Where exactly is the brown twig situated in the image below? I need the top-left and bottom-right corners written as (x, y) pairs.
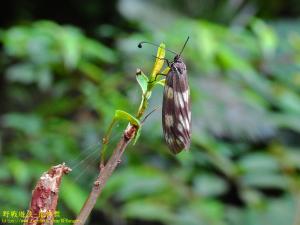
top-left (73, 124), bottom-right (137, 225)
top-left (24, 163), bottom-right (71, 225)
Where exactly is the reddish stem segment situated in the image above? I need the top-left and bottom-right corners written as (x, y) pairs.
top-left (24, 163), bottom-right (71, 225)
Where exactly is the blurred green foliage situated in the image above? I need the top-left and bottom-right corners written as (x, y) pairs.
top-left (1, 1), bottom-right (300, 225)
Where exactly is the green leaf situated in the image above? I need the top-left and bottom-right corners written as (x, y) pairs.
top-left (136, 69), bottom-right (148, 94)
top-left (270, 113), bottom-right (300, 132)
top-left (0, 161), bottom-right (10, 180)
top-left (83, 39), bottom-right (117, 64)
top-left (241, 172), bottom-right (288, 189)
top-left (251, 19), bottom-right (277, 57)
top-left (1, 113), bottom-right (43, 135)
top-left (0, 185), bottom-right (29, 208)
top-left (227, 197), bottom-right (295, 225)
top-left (60, 27), bottom-right (81, 69)
top-left (122, 199), bottom-right (174, 223)
top-left (175, 199), bottom-right (224, 225)
top-left (238, 153), bottom-right (279, 172)
top-left (103, 166), bottom-right (171, 201)
top-left (7, 158), bottom-right (31, 186)
top-left (193, 174), bottom-right (228, 197)
top-left (60, 177), bottom-right (88, 214)
top-left (5, 63), bottom-right (36, 84)
top-left (2, 26), bottom-right (29, 57)
top-left (78, 61), bottom-right (104, 82)
top-left (196, 24), bottom-right (217, 60)
top-left (285, 149), bottom-right (300, 169)
top-left (274, 88), bottom-right (300, 113)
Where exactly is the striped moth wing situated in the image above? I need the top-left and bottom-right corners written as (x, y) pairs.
top-left (162, 55), bottom-right (191, 154)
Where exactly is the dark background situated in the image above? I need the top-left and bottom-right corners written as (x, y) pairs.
top-left (1, 0), bottom-right (300, 225)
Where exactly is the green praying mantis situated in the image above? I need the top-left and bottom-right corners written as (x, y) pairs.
top-left (100, 43), bottom-right (170, 166)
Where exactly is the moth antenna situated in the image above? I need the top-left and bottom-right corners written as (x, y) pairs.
top-left (141, 106), bottom-right (160, 124)
top-left (138, 41), bottom-right (178, 55)
top-left (178, 36), bottom-right (190, 57)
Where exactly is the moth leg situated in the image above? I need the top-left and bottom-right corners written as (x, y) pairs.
top-left (153, 55), bottom-right (170, 67)
top-left (148, 73), bottom-right (167, 84)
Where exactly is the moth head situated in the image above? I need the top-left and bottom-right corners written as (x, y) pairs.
top-left (174, 55), bottom-right (183, 63)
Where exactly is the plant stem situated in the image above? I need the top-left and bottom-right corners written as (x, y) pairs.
top-left (73, 124), bottom-right (137, 225)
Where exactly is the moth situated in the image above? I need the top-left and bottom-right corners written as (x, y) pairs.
top-left (138, 37), bottom-right (191, 154)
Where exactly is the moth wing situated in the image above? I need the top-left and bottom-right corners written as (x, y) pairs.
top-left (172, 67), bottom-right (191, 148)
top-left (162, 66), bottom-right (191, 154)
